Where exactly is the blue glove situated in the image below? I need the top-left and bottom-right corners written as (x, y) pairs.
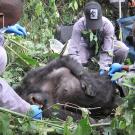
top-left (5, 24), bottom-right (27, 36)
top-left (99, 69), bottom-right (105, 76)
top-left (30, 105), bottom-right (43, 120)
top-left (108, 63), bottom-right (122, 77)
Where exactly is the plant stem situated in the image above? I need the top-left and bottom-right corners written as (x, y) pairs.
top-left (91, 122), bottom-right (111, 127)
top-left (6, 45), bottom-right (31, 67)
top-left (4, 35), bottom-right (29, 51)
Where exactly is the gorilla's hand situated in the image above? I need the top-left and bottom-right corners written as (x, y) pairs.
top-left (80, 74), bottom-right (96, 97)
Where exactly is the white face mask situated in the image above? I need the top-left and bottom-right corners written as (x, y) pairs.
top-left (0, 46), bottom-right (7, 75)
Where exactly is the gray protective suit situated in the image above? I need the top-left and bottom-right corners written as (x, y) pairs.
top-left (68, 16), bottom-right (129, 70)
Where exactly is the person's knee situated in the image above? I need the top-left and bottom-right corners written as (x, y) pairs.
top-left (114, 43), bottom-right (129, 63)
top-left (120, 46), bottom-right (129, 58)
top-left (116, 41), bottom-right (129, 56)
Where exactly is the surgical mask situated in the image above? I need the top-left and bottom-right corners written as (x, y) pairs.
top-left (0, 46), bottom-right (7, 75)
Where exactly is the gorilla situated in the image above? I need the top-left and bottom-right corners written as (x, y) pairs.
top-left (15, 56), bottom-right (120, 119)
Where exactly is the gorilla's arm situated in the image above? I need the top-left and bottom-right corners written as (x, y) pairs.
top-left (27, 55), bottom-right (85, 79)
top-left (60, 56), bottom-right (86, 77)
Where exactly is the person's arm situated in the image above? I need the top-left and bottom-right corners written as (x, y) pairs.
top-left (0, 79), bottom-right (42, 119)
top-left (108, 63), bottom-right (130, 77)
top-left (68, 18), bottom-right (89, 64)
top-left (113, 63), bottom-right (135, 72)
top-left (0, 79), bottom-right (31, 114)
top-left (99, 18), bottom-right (114, 71)
top-left (68, 22), bottom-right (82, 63)
top-left (108, 62), bottom-right (135, 77)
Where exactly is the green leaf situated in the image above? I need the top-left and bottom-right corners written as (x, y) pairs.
top-left (52, 104), bottom-right (61, 110)
top-left (111, 72), bottom-right (127, 81)
top-left (95, 42), bottom-right (99, 55)
top-left (64, 116), bottom-right (74, 135)
top-left (73, 118), bottom-right (92, 135)
top-left (35, 2), bottom-right (44, 16)
top-left (123, 111), bottom-right (133, 126)
top-left (119, 120), bottom-right (126, 129)
top-left (89, 31), bottom-right (94, 41)
top-left (20, 53), bottom-right (39, 66)
top-left (80, 108), bottom-right (89, 119)
top-left (0, 113), bottom-right (13, 135)
top-left (108, 51), bottom-right (113, 57)
top-left (74, 1), bottom-right (78, 10)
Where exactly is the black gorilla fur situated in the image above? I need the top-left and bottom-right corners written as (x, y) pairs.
top-left (16, 56), bottom-right (119, 119)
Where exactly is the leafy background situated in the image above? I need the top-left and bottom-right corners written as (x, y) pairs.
top-left (0, 0), bottom-right (135, 134)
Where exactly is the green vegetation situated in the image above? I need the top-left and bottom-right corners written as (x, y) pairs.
top-left (0, 0), bottom-right (135, 134)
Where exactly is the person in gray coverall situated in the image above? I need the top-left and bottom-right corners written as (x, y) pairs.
top-left (0, 0), bottom-right (42, 119)
top-left (68, 1), bottom-right (129, 75)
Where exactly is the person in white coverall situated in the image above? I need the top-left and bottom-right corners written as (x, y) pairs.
top-left (68, 1), bottom-right (129, 76)
top-left (0, 0), bottom-right (42, 119)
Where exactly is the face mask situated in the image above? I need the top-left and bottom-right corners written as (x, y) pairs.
top-left (0, 46), bottom-right (7, 75)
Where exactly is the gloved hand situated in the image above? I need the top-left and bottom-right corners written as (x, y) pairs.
top-left (108, 63), bottom-right (123, 77)
top-left (5, 24), bottom-right (27, 36)
top-left (30, 105), bottom-right (43, 120)
top-left (99, 69), bottom-right (105, 76)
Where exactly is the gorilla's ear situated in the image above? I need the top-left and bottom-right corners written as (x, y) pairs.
top-left (0, 0), bottom-right (24, 27)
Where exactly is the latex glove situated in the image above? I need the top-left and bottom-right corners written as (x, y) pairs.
top-left (99, 69), bottom-right (105, 76)
top-left (108, 63), bottom-right (122, 77)
top-left (30, 105), bottom-right (43, 120)
top-left (5, 24), bottom-right (27, 36)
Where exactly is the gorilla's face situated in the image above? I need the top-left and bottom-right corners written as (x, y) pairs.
top-left (27, 92), bottom-right (48, 109)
